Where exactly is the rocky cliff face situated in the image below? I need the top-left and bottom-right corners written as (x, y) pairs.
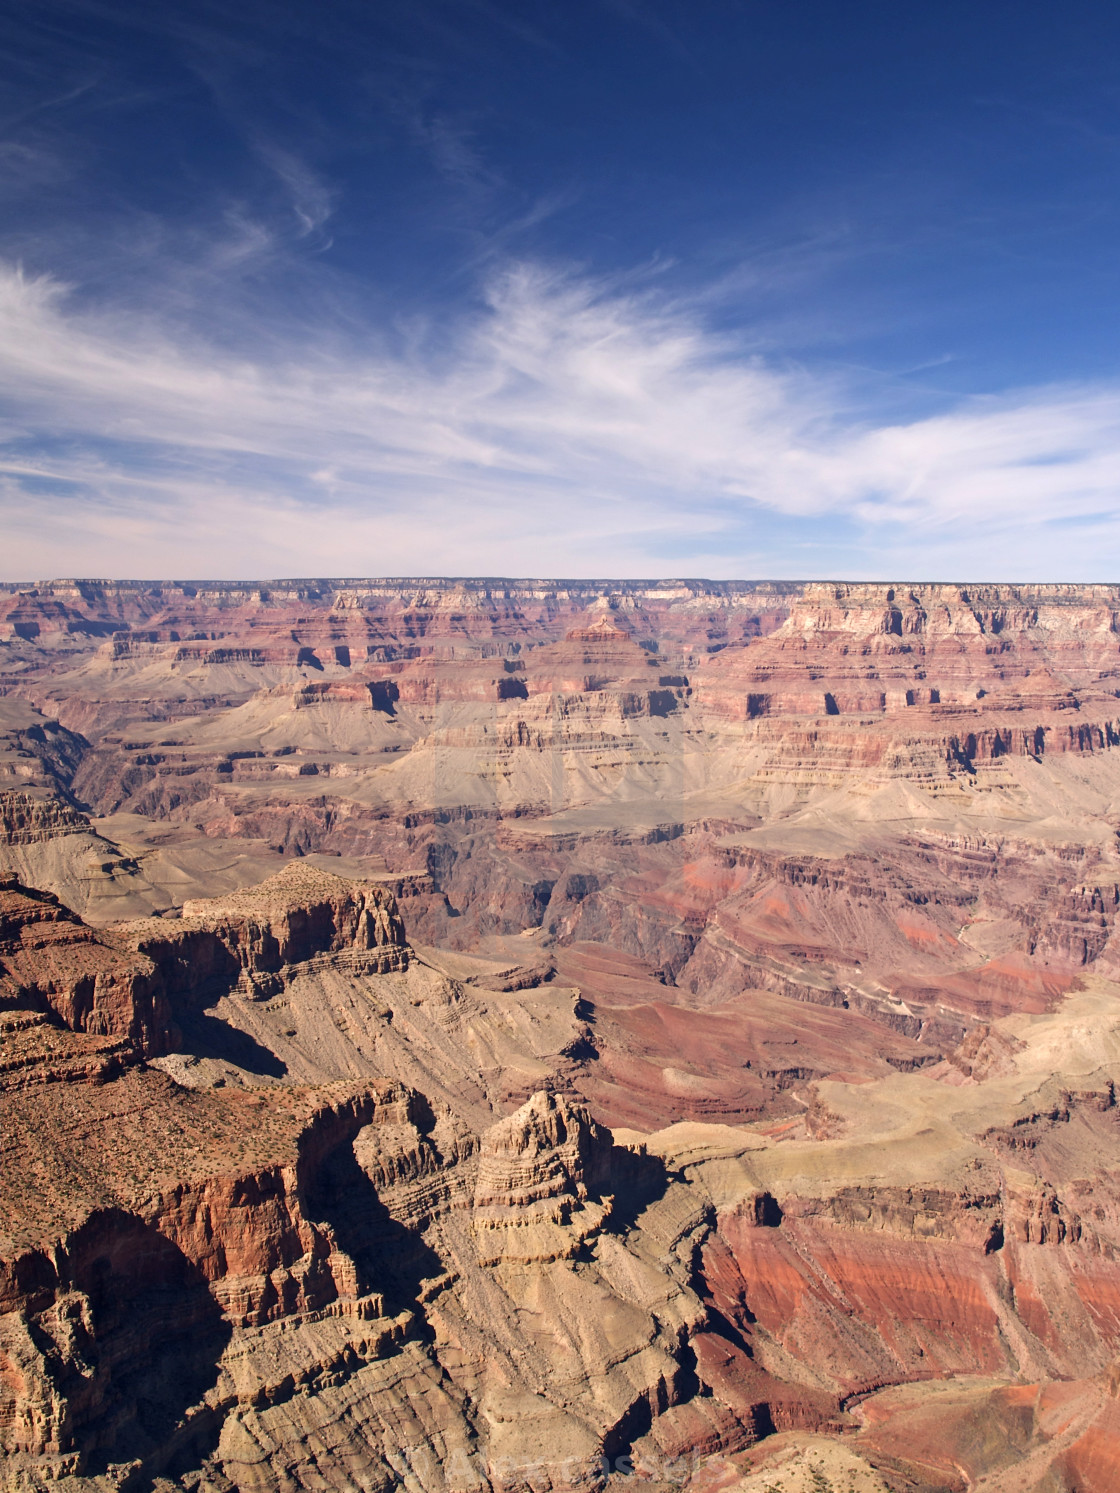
top-left (0, 874), bottom-right (170, 1056)
top-left (4, 580), bottom-right (1120, 1490)
top-left (0, 863), bottom-right (410, 1062)
top-left (124, 861), bottom-right (410, 1002)
top-left (3, 866), bottom-right (1119, 1490)
top-left (0, 1075), bottom-right (421, 1487)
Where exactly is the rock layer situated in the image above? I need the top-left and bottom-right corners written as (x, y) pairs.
top-left (4, 580), bottom-right (1120, 1489)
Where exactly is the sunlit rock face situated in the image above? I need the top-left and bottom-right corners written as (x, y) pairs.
top-left (5, 577), bottom-right (1120, 1490)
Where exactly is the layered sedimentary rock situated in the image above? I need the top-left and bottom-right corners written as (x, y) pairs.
top-left (4, 579), bottom-right (1120, 1489)
top-left (0, 1073), bottom-right (426, 1487)
top-left (0, 863), bottom-right (410, 1063)
top-left (0, 873), bottom-right (170, 1056)
top-left (125, 861), bottom-right (410, 1002)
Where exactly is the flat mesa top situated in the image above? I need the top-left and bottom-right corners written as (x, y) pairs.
top-left (178, 860), bottom-right (382, 919)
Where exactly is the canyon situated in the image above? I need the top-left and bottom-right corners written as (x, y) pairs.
top-left (3, 578), bottom-right (1120, 1491)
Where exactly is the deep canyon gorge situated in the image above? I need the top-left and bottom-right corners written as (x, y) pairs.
top-left (2, 578), bottom-right (1120, 1492)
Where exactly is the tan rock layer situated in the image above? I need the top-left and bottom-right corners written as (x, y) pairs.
top-left (0, 865), bottom-right (409, 1059)
top-left (124, 862), bottom-right (410, 1001)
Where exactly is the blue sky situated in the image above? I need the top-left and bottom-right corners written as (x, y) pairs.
top-left (2, 0), bottom-right (1120, 579)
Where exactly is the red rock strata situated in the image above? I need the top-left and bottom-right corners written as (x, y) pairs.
top-left (124, 861), bottom-right (409, 1001)
top-left (0, 863), bottom-right (409, 1061)
top-left (3, 579), bottom-right (1120, 1490)
top-left (0, 874), bottom-right (169, 1056)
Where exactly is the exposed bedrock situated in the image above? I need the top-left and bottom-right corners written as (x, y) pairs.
top-left (354, 1090), bottom-right (735, 1488)
top-left (0, 701), bottom-right (89, 801)
top-left (0, 1207), bottom-right (232, 1484)
top-left (702, 1171), bottom-right (1120, 1405)
top-left (0, 866), bottom-right (409, 1065)
top-left (0, 1080), bottom-right (736, 1492)
top-left (0, 874), bottom-right (170, 1057)
top-left (8, 581), bottom-right (1120, 1487)
top-left (0, 791), bottom-right (91, 846)
top-left (0, 1082), bottom-right (427, 1487)
top-left (3, 931), bottom-right (1120, 1489)
top-left (471, 1089), bottom-right (617, 1264)
top-left (123, 861), bottom-right (410, 1000)
top-left (406, 823), bottom-right (1097, 1053)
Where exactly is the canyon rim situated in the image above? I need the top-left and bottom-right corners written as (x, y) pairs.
top-left (1, 577), bottom-right (1120, 1491)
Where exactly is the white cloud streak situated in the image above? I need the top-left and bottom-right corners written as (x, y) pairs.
top-left (0, 258), bottom-right (1118, 578)
top-left (252, 142), bottom-right (336, 238)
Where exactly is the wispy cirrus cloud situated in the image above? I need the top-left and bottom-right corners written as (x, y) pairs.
top-left (251, 142), bottom-right (336, 240)
top-left (1, 256), bottom-right (1119, 579)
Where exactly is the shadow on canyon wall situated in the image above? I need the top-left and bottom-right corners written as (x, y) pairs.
top-left (175, 1008), bottom-right (289, 1079)
top-left (303, 1137), bottom-right (444, 1320)
top-left (60, 1210), bottom-right (232, 1490)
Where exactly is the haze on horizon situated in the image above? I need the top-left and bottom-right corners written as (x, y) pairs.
top-left (2, 0), bottom-right (1119, 582)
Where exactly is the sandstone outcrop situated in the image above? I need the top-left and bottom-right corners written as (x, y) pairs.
top-left (0, 865), bottom-right (410, 1063)
top-left (6, 579), bottom-right (1120, 1489)
top-left (0, 873), bottom-right (169, 1057)
top-left (0, 790), bottom-right (89, 845)
top-left (123, 861), bottom-right (410, 1002)
top-left (472, 1091), bottom-right (615, 1264)
top-left (0, 1071), bottom-right (426, 1488)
